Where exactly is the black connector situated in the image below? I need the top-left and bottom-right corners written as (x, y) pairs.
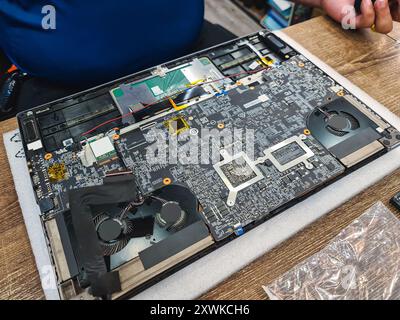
top-left (258, 32), bottom-right (294, 59)
top-left (390, 191), bottom-right (400, 211)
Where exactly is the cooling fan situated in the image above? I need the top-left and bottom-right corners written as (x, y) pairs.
top-left (90, 184), bottom-right (197, 259)
top-left (94, 212), bottom-right (137, 256)
top-left (307, 97), bottom-right (380, 151)
top-left (154, 199), bottom-right (187, 232)
top-left (65, 175), bottom-right (206, 297)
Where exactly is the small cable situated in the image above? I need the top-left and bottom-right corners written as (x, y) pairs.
top-left (316, 107), bottom-right (332, 119)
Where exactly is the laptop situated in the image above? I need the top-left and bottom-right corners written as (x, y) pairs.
top-left (17, 30), bottom-right (400, 299)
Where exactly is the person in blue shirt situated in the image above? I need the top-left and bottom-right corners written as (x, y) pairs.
top-left (0, 0), bottom-right (205, 86)
top-left (0, 0), bottom-right (398, 118)
top-left (1, 0), bottom-right (397, 87)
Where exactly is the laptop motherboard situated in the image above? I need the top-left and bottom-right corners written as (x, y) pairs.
top-left (17, 31), bottom-right (400, 299)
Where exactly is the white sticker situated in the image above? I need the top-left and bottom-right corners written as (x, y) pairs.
top-left (243, 94), bottom-right (270, 109)
top-left (27, 140), bottom-right (43, 151)
top-left (151, 86), bottom-right (164, 96)
top-left (249, 61), bottom-right (260, 70)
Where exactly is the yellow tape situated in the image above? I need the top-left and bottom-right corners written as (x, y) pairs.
top-left (187, 79), bottom-right (204, 87)
top-left (261, 57), bottom-right (274, 66)
top-left (169, 98), bottom-right (189, 111)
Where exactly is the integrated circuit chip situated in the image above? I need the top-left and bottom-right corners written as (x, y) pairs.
top-left (214, 152), bottom-right (264, 207)
top-left (272, 142), bottom-right (307, 166)
top-left (263, 136), bottom-right (315, 172)
top-left (220, 157), bottom-right (258, 188)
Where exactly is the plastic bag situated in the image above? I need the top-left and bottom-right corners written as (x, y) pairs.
top-left (264, 202), bottom-right (400, 300)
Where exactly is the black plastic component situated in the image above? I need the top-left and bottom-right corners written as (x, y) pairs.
top-left (55, 213), bottom-right (80, 279)
top-left (329, 127), bottom-right (381, 159)
top-left (259, 33), bottom-right (294, 58)
top-left (130, 216), bottom-right (155, 238)
top-left (36, 93), bottom-right (120, 151)
top-left (355, 0), bottom-right (362, 12)
top-left (133, 99), bottom-right (172, 122)
top-left (355, 0), bottom-right (376, 13)
top-left (97, 219), bottom-right (123, 242)
top-left (139, 221), bottom-right (209, 270)
top-left (20, 117), bottom-right (41, 144)
top-left (160, 202), bottom-right (182, 224)
top-left (390, 192), bottom-right (400, 211)
top-left (90, 272), bottom-right (121, 298)
top-left (173, 86), bottom-right (206, 105)
top-left (38, 197), bottom-right (55, 213)
top-left (68, 174), bottom-right (138, 297)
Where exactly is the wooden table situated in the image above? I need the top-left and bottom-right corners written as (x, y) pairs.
top-left (1, 16), bottom-right (400, 300)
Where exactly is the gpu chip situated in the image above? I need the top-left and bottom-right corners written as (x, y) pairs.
top-left (219, 156), bottom-right (258, 188)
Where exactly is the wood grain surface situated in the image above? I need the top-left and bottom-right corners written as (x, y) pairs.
top-left (1, 16), bottom-right (400, 300)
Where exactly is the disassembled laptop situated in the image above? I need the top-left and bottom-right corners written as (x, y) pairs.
top-left (17, 31), bottom-right (400, 299)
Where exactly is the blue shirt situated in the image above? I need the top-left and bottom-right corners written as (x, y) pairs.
top-left (0, 1), bottom-right (204, 86)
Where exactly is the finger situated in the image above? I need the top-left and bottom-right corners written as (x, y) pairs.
top-left (374, 0), bottom-right (393, 33)
top-left (356, 0), bottom-right (376, 28)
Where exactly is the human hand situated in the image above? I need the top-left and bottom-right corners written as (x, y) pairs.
top-left (320, 0), bottom-right (398, 34)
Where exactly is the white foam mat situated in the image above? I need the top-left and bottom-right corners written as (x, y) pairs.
top-left (3, 32), bottom-right (400, 300)
top-left (3, 131), bottom-right (60, 300)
